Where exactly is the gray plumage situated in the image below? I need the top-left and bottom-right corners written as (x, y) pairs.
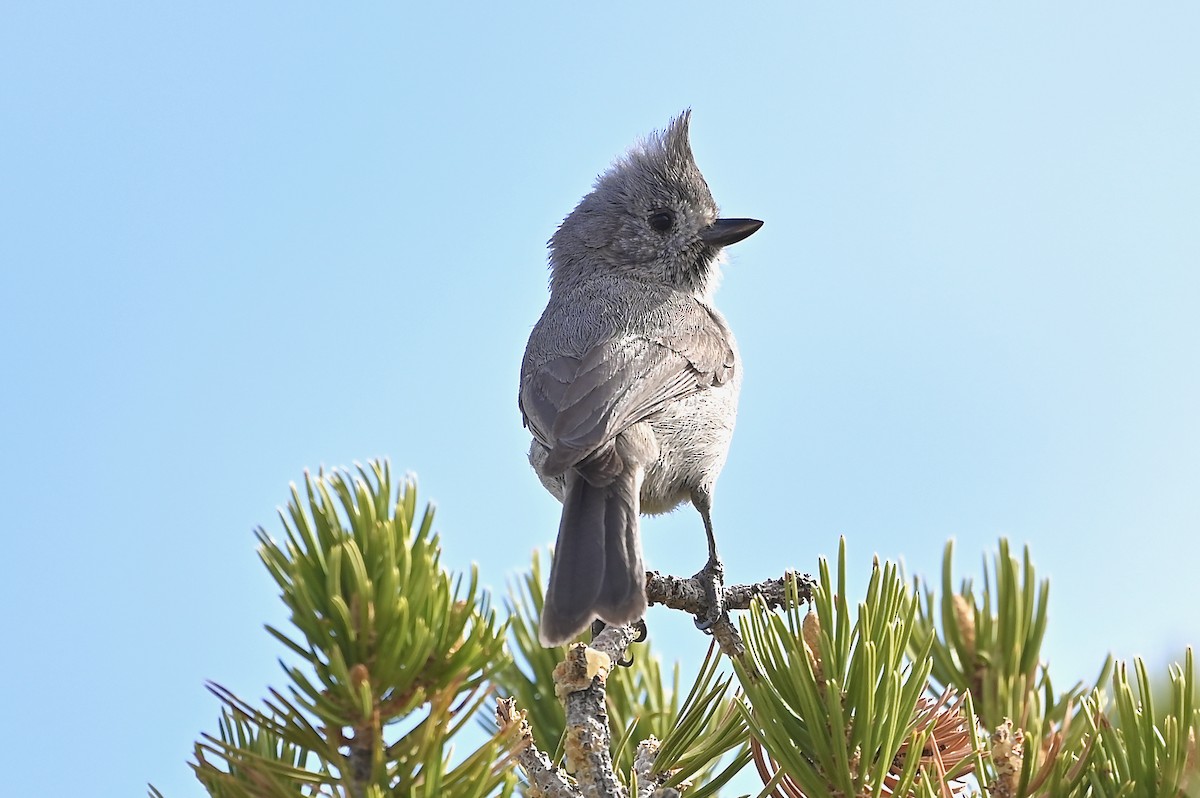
top-left (519, 112), bottom-right (762, 646)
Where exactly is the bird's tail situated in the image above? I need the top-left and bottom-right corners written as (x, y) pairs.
top-left (539, 467), bottom-right (646, 646)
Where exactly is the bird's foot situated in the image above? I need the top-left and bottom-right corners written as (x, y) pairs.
top-left (591, 618), bottom-right (648, 667)
top-left (692, 558), bottom-right (727, 632)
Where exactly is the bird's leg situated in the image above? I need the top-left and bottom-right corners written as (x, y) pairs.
top-left (691, 493), bottom-right (727, 631)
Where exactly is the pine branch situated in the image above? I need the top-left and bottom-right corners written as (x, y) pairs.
top-left (163, 460), bottom-right (1200, 798)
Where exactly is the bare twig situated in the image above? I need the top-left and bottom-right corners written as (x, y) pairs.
top-left (497, 627), bottom-right (641, 798)
top-left (496, 697), bottom-right (577, 798)
top-left (633, 737), bottom-right (681, 798)
top-left (645, 569), bottom-right (811, 615)
top-left (645, 570), bottom-right (814, 657)
top-left (557, 632), bottom-right (629, 798)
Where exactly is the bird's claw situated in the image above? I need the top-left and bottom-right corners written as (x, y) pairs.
top-left (631, 619), bottom-right (648, 643)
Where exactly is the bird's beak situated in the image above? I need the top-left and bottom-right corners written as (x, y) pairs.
top-left (700, 218), bottom-right (763, 247)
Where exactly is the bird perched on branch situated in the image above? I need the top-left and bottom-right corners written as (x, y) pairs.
top-left (520, 111), bottom-right (762, 646)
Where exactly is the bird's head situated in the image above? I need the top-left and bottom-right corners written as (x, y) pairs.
top-left (549, 111), bottom-right (761, 298)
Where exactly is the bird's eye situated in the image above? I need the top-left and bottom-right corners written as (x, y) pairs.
top-left (648, 210), bottom-right (675, 233)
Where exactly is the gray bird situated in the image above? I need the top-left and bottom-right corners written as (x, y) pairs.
top-left (519, 111), bottom-right (761, 646)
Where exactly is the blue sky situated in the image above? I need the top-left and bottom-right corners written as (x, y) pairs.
top-left (2, 3), bottom-right (1197, 795)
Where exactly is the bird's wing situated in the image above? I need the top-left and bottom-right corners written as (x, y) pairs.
top-left (520, 302), bottom-right (734, 475)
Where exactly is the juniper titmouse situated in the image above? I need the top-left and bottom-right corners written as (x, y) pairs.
top-left (519, 112), bottom-right (761, 646)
